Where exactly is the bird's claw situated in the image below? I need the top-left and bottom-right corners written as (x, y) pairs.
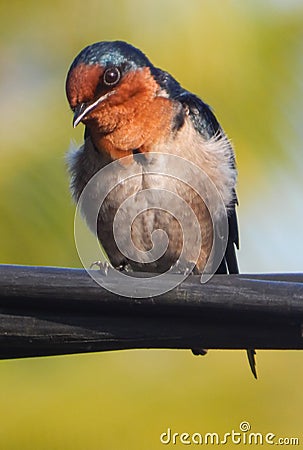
top-left (170, 259), bottom-right (195, 275)
top-left (116, 263), bottom-right (133, 273)
top-left (89, 260), bottom-right (113, 276)
top-left (89, 261), bottom-right (134, 276)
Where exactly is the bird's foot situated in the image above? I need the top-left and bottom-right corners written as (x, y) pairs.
top-left (90, 261), bottom-right (134, 276)
top-left (170, 259), bottom-right (195, 276)
top-left (89, 260), bottom-right (113, 276)
top-left (116, 263), bottom-right (133, 273)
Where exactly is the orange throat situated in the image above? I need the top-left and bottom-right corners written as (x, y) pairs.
top-left (85, 68), bottom-right (178, 161)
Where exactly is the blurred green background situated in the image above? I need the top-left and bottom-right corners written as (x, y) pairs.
top-left (1, 0), bottom-right (303, 448)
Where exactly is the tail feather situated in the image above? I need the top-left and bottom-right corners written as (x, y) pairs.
top-left (247, 349), bottom-right (257, 379)
top-left (225, 210), bottom-right (257, 379)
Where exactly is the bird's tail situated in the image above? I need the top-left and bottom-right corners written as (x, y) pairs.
top-left (246, 349), bottom-right (257, 379)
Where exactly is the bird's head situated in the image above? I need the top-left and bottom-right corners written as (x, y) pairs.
top-left (66, 41), bottom-right (184, 159)
top-left (66, 41), bottom-right (162, 127)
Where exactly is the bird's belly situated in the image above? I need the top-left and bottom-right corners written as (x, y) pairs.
top-left (95, 171), bottom-right (213, 273)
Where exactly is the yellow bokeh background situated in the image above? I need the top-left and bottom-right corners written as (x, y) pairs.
top-left (1, 1), bottom-right (303, 448)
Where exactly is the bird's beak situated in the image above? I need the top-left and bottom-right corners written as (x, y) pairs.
top-left (72, 90), bottom-right (116, 128)
top-left (73, 103), bottom-right (88, 128)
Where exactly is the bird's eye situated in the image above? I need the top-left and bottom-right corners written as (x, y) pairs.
top-left (103, 67), bottom-right (121, 86)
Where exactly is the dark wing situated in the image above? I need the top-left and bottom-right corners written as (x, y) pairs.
top-left (174, 91), bottom-right (239, 275)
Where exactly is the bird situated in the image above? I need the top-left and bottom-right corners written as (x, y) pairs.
top-left (65, 40), bottom-right (257, 379)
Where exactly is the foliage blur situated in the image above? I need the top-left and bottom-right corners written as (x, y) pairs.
top-left (0, 1), bottom-right (303, 448)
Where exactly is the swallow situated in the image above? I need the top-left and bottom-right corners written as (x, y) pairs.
top-left (65, 40), bottom-right (257, 379)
